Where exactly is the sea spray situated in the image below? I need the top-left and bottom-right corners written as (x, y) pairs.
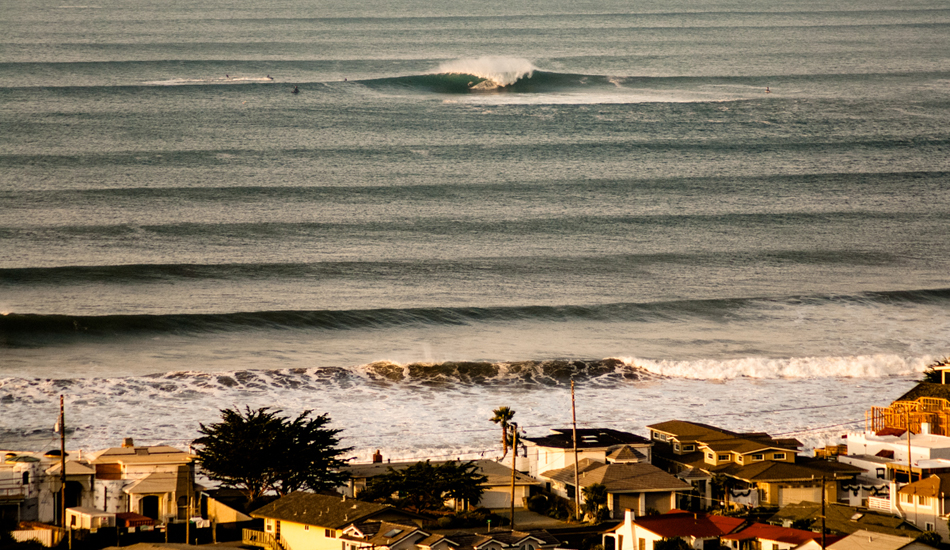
top-left (437, 57), bottom-right (537, 87)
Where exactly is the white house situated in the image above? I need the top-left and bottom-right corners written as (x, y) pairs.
top-left (522, 429), bottom-right (652, 479)
top-left (87, 438), bottom-right (197, 524)
top-left (603, 510), bottom-right (745, 550)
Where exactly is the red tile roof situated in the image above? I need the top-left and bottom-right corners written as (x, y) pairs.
top-left (634, 512), bottom-right (745, 539)
top-left (722, 523), bottom-right (842, 546)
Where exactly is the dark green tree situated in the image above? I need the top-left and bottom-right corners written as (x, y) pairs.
top-left (359, 460), bottom-right (487, 512)
top-left (916, 531), bottom-right (941, 547)
top-left (193, 407), bottom-right (352, 504)
top-left (581, 483), bottom-right (609, 522)
top-left (922, 357), bottom-right (950, 383)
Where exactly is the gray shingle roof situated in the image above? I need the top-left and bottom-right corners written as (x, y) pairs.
top-left (251, 492), bottom-right (409, 528)
top-left (542, 460), bottom-right (690, 493)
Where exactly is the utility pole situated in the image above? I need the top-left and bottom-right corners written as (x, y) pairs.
top-left (60, 395), bottom-right (66, 529)
top-left (820, 475), bottom-right (826, 550)
top-left (571, 379), bottom-right (580, 521)
top-left (509, 422), bottom-right (518, 532)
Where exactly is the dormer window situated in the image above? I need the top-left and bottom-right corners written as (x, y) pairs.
top-left (718, 454), bottom-right (729, 461)
top-left (683, 445), bottom-right (694, 452)
top-left (772, 453), bottom-right (786, 460)
top-left (752, 454), bottom-right (764, 460)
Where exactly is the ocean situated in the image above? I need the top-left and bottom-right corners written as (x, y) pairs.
top-left (1, 0), bottom-right (949, 461)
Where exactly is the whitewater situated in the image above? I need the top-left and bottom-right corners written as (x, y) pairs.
top-left (2, 0), bottom-right (950, 461)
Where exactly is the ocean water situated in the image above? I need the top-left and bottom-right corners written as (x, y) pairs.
top-left (2, 0), bottom-right (950, 461)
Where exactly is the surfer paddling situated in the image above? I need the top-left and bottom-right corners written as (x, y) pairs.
top-left (291, 85), bottom-right (299, 94)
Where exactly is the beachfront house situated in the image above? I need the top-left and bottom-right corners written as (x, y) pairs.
top-left (648, 420), bottom-right (863, 509)
top-left (87, 438), bottom-right (197, 524)
top-left (867, 364), bottom-right (950, 438)
top-left (522, 428), bottom-right (653, 480)
top-left (343, 458), bottom-right (540, 509)
top-left (0, 449), bottom-right (96, 525)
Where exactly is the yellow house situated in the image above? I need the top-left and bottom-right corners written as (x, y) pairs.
top-left (249, 492), bottom-right (425, 550)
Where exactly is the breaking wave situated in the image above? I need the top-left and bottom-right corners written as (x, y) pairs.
top-left (358, 56), bottom-right (624, 94)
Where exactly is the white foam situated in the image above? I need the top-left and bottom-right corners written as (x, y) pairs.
top-left (0, 357), bottom-right (929, 462)
top-left (437, 57), bottom-right (537, 87)
top-left (629, 354), bottom-right (927, 380)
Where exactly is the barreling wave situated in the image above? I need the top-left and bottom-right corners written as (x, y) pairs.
top-left (3, 287), bottom-right (950, 345)
top-left (359, 56), bottom-right (621, 94)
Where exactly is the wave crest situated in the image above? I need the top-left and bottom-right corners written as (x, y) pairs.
top-left (436, 57), bottom-right (537, 88)
top-left (631, 354), bottom-right (927, 380)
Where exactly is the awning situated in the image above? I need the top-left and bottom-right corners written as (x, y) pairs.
top-left (124, 472), bottom-right (178, 495)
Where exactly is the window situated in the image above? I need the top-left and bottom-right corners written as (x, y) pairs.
top-left (772, 453), bottom-right (786, 460)
top-left (718, 454), bottom-right (729, 461)
top-left (772, 544), bottom-right (779, 550)
top-left (752, 454), bottom-right (764, 461)
top-left (674, 444), bottom-right (681, 451)
top-left (639, 538), bottom-right (646, 550)
top-left (918, 495), bottom-right (928, 506)
top-left (876, 468), bottom-right (885, 479)
top-left (926, 523), bottom-right (935, 531)
top-left (901, 493), bottom-right (913, 504)
top-left (326, 529), bottom-right (336, 538)
top-left (22, 472), bottom-right (29, 485)
top-left (707, 453), bottom-right (714, 460)
top-left (683, 445), bottom-right (695, 452)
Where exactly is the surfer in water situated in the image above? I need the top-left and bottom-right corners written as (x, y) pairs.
top-left (765, 86), bottom-right (771, 93)
top-left (291, 85), bottom-right (299, 94)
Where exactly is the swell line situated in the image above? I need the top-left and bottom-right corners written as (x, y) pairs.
top-left (3, 288), bottom-right (949, 339)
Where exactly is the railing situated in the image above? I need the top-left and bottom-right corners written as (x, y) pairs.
top-left (244, 529), bottom-right (294, 550)
top-left (868, 496), bottom-right (892, 513)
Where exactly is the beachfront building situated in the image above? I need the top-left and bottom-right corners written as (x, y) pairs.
top-left (86, 438), bottom-right (197, 523)
top-left (603, 509), bottom-right (745, 550)
top-left (866, 364), bottom-right (950, 437)
top-left (648, 420), bottom-right (863, 509)
top-left (343, 458), bottom-right (540, 509)
top-left (539, 459), bottom-right (690, 518)
top-left (248, 492), bottom-right (426, 550)
top-left (521, 428), bottom-right (653, 479)
top-left (0, 449), bottom-right (96, 525)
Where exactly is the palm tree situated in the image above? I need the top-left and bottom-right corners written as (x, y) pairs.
top-left (490, 406), bottom-right (516, 459)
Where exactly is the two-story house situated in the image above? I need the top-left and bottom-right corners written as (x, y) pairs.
top-left (522, 429), bottom-right (653, 480)
top-left (648, 420), bottom-right (863, 509)
top-left (86, 438), bottom-right (197, 524)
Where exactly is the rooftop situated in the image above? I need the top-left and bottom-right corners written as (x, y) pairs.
top-left (523, 429), bottom-right (650, 449)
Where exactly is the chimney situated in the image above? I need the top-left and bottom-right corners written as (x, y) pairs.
top-left (373, 450), bottom-right (383, 463)
top-left (122, 438), bottom-right (134, 448)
